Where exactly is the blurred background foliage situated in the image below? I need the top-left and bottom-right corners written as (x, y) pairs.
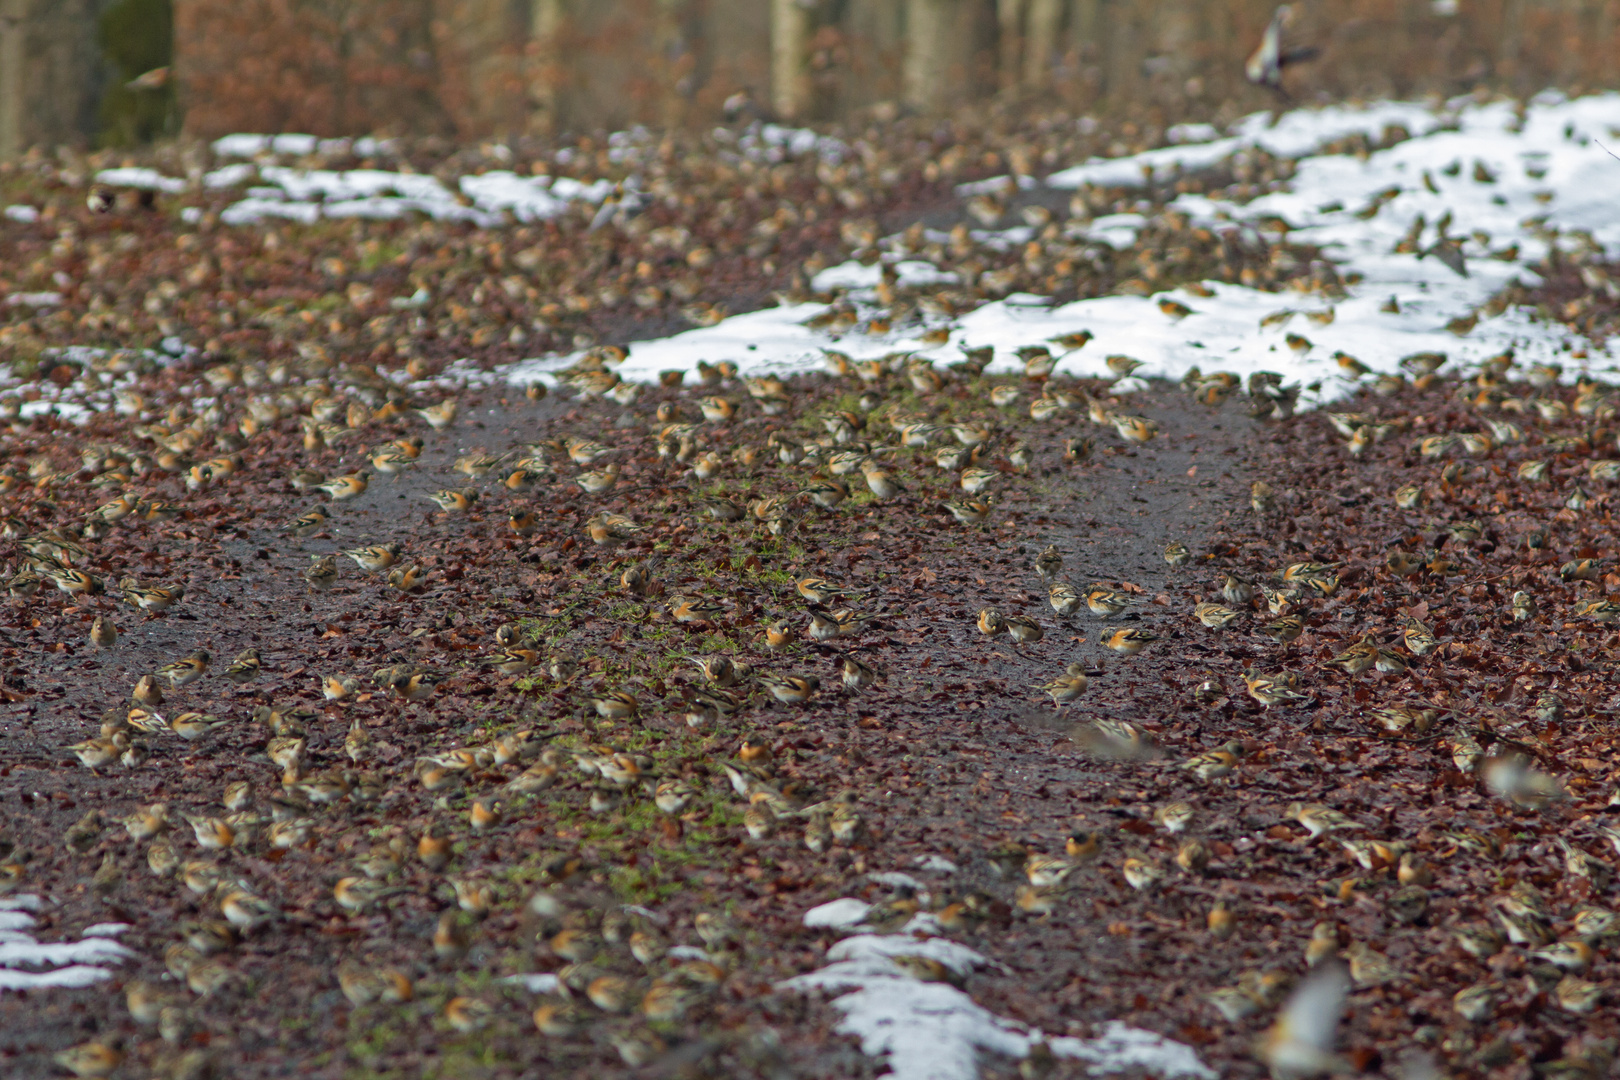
top-left (97, 0), bottom-right (177, 146)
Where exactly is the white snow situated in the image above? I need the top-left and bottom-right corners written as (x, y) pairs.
top-left (782, 906), bottom-right (1214, 1080)
top-left (3, 205), bottom-right (39, 223)
top-left (203, 163), bottom-right (255, 189)
top-left (94, 167), bottom-right (187, 194)
top-left (501, 91), bottom-right (1620, 407)
top-left (0, 898), bottom-right (133, 994)
top-left (803, 898), bottom-right (873, 928)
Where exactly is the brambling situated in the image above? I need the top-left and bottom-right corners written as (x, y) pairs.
top-left (587, 511), bottom-right (644, 545)
top-left (1256, 961), bottom-right (1351, 1080)
top-left (1511, 590), bottom-right (1536, 621)
top-left (796, 576), bottom-right (865, 604)
top-left (317, 473), bottom-right (369, 501)
top-left (1005, 614), bottom-right (1043, 644)
top-left (137, 499), bottom-right (185, 523)
top-left (89, 616), bottom-right (117, 649)
top-left (121, 577), bottom-right (184, 614)
top-left (548, 653), bottom-right (578, 680)
top-left (509, 507), bottom-right (539, 536)
top-left (1113, 414), bottom-right (1159, 445)
top-left (333, 876), bottom-right (410, 914)
top-left (668, 595), bottom-right (724, 624)
top-left (1365, 705), bottom-right (1438, 736)
top-left (341, 542), bottom-right (401, 573)
top-left (423, 487), bottom-right (476, 513)
top-left (691, 654), bottom-right (740, 686)
top-left (323, 673), bottom-right (359, 700)
top-left (46, 565), bottom-right (104, 597)
top-left (977, 607), bottom-right (1006, 636)
top-left (283, 508), bottom-right (328, 540)
top-left (157, 649), bottom-right (210, 688)
top-left (1181, 741), bottom-right (1246, 781)
top-left (590, 689), bottom-right (639, 719)
top-left (1048, 583), bottom-right (1082, 616)
top-left (801, 476), bottom-right (850, 509)
top-left (303, 553), bottom-right (339, 592)
top-left (1034, 544), bottom-right (1064, 583)
top-left (1152, 801), bottom-right (1195, 833)
top-left (397, 670), bottom-right (446, 703)
top-left (764, 620), bottom-right (794, 651)
top-left (1328, 637), bottom-right (1376, 676)
top-left (52, 1041), bottom-right (124, 1079)
top-left (760, 672), bottom-right (818, 704)
top-left (862, 465), bottom-right (905, 500)
top-left (370, 447), bottom-right (417, 478)
top-left (386, 564), bottom-right (424, 592)
top-left (842, 655), bottom-right (881, 692)
top-left (224, 648), bottom-right (260, 684)
top-left (1287, 803), bottom-right (1356, 839)
top-left (480, 648), bottom-right (540, 676)
top-left (1176, 838), bottom-right (1212, 875)
top-left (1061, 436), bottom-right (1094, 464)
top-left (1242, 671), bottom-right (1310, 709)
top-left (1195, 601), bottom-right (1242, 629)
top-left (1104, 627), bottom-right (1156, 655)
top-left (1085, 585), bottom-right (1136, 617)
top-left (65, 733), bottom-right (127, 772)
top-left (942, 498), bottom-right (991, 525)
top-left (171, 713), bottom-right (229, 742)
top-left (1220, 573), bottom-right (1256, 606)
top-left (1122, 856), bottom-right (1165, 890)
top-left (1259, 615), bottom-right (1303, 645)
top-left (415, 400), bottom-right (458, 429)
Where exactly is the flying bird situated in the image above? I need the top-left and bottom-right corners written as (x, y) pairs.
top-left (1246, 6), bottom-right (1319, 92)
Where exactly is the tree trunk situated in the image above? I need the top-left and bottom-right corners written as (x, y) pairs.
top-left (997, 0), bottom-right (1025, 92)
top-left (1023, 0), bottom-right (1060, 89)
top-left (770, 0), bottom-right (810, 119)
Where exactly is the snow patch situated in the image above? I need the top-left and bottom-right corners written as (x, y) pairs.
top-left (94, 167), bottom-right (187, 194)
top-left (803, 898), bottom-right (873, 928)
top-left (3, 205), bottom-right (39, 223)
top-left (0, 897), bottom-right (133, 995)
top-left (782, 912), bottom-right (1213, 1080)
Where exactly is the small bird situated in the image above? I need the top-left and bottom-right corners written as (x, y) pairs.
top-left (52, 1041), bottom-right (124, 1078)
top-left (1004, 615), bottom-right (1043, 644)
top-left (416, 400), bottom-right (458, 430)
top-left (1104, 627), bottom-right (1157, 655)
top-left (316, 473), bottom-right (370, 501)
top-left (976, 607), bottom-right (1006, 637)
top-left (1034, 545), bottom-right (1064, 582)
top-left (1085, 585), bottom-right (1136, 618)
top-left (1036, 663), bottom-right (1089, 706)
top-left (1164, 542), bottom-right (1191, 567)
top-left (1288, 803), bottom-right (1356, 839)
top-left (89, 616), bottom-right (117, 649)
top-left (386, 564), bottom-right (425, 592)
top-left (341, 543), bottom-right (401, 573)
top-left (1255, 961), bottom-right (1350, 1080)
top-left (423, 488), bottom-right (476, 513)
top-left (157, 650), bottom-right (210, 688)
top-left (303, 554), bottom-right (339, 592)
top-left (224, 648), bottom-right (261, 684)
top-left (282, 508), bottom-right (328, 541)
top-left (759, 672), bottom-right (819, 704)
top-left (1048, 583), bottom-right (1082, 617)
top-left (1195, 601), bottom-right (1242, 629)
top-left (1243, 671), bottom-right (1309, 709)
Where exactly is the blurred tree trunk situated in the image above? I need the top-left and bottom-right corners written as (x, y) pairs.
top-left (529, 0), bottom-right (563, 133)
top-left (903, 0), bottom-right (954, 109)
top-left (1023, 0), bottom-right (1060, 89)
top-left (997, 0), bottom-right (1025, 91)
top-left (0, 0), bottom-right (24, 159)
top-left (771, 0), bottom-right (810, 119)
